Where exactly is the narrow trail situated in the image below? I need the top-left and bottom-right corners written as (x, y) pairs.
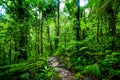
top-left (48, 56), bottom-right (76, 80)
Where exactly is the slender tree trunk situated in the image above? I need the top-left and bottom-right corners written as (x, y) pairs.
top-left (19, 26), bottom-right (27, 60)
top-left (14, 35), bottom-right (18, 51)
top-left (38, 24), bottom-right (40, 55)
top-left (9, 34), bottom-right (12, 64)
top-left (47, 26), bottom-right (52, 54)
top-left (74, 0), bottom-right (81, 54)
top-left (13, 26), bottom-right (19, 62)
top-left (41, 12), bottom-right (43, 54)
top-left (37, 10), bottom-right (40, 57)
top-left (54, 16), bottom-right (57, 50)
top-left (17, 0), bottom-right (27, 60)
top-left (35, 20), bottom-right (38, 57)
top-left (83, 0), bottom-right (86, 24)
top-left (64, 32), bottom-right (66, 49)
top-left (34, 18), bottom-right (38, 59)
top-left (107, 3), bottom-right (116, 50)
top-left (97, 16), bottom-right (100, 42)
top-left (14, 26), bottom-right (19, 52)
top-left (76, 0), bottom-right (80, 41)
top-left (88, 7), bottom-right (92, 20)
top-left (107, 4), bottom-right (116, 36)
top-left (64, 31), bottom-right (67, 53)
top-left (55, 0), bottom-right (60, 49)
top-left (100, 14), bottom-right (103, 41)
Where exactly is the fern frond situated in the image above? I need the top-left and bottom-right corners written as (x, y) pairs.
top-left (91, 63), bottom-right (101, 77)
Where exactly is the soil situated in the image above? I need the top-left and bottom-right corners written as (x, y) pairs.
top-left (48, 56), bottom-right (76, 80)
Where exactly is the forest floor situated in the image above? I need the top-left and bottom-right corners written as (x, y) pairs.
top-left (48, 56), bottom-right (76, 80)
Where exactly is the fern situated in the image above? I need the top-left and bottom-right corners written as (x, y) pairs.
top-left (109, 69), bottom-right (120, 77)
top-left (84, 63), bottom-right (101, 78)
top-left (20, 73), bottom-right (30, 80)
top-left (0, 61), bottom-right (45, 80)
top-left (91, 63), bottom-right (101, 78)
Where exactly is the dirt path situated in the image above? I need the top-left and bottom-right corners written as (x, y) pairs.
top-left (48, 56), bottom-right (76, 80)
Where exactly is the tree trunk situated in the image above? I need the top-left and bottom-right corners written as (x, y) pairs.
top-left (55, 0), bottom-right (60, 49)
top-left (9, 34), bottom-right (12, 64)
top-left (107, 4), bottom-right (116, 36)
top-left (5, 0), bottom-right (31, 61)
top-left (74, 0), bottom-right (81, 54)
top-left (97, 16), bottom-right (100, 42)
top-left (100, 14), bottom-right (103, 41)
top-left (107, 3), bottom-right (116, 50)
top-left (38, 22), bottom-right (40, 56)
top-left (47, 26), bottom-right (52, 54)
top-left (76, 0), bottom-right (81, 41)
top-left (18, 0), bottom-right (27, 60)
top-left (41, 12), bottom-right (43, 54)
top-left (83, 0), bottom-right (86, 24)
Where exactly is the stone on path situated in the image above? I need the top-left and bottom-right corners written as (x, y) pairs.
top-left (48, 56), bottom-right (76, 80)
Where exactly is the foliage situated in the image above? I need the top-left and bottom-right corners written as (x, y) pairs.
top-left (0, 0), bottom-right (120, 79)
top-left (0, 58), bottom-right (60, 80)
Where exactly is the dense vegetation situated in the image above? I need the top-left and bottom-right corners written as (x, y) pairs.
top-left (0, 0), bottom-right (120, 80)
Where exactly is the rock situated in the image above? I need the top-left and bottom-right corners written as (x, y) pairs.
top-left (48, 56), bottom-right (76, 80)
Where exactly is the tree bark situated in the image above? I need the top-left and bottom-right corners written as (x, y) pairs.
top-left (41, 12), bottom-right (43, 54)
top-left (55, 0), bottom-right (60, 49)
top-left (47, 26), bottom-right (52, 54)
top-left (83, 0), bottom-right (86, 24)
top-left (76, 0), bottom-right (81, 41)
top-left (97, 16), bottom-right (100, 42)
top-left (107, 3), bottom-right (116, 50)
top-left (18, 0), bottom-right (27, 60)
top-left (107, 4), bottom-right (116, 36)
top-left (9, 32), bottom-right (12, 64)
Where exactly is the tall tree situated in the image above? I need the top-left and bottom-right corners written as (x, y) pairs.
top-left (17, 0), bottom-right (29, 60)
top-left (55, 0), bottom-right (60, 49)
top-left (47, 25), bottom-right (53, 54)
top-left (107, 3), bottom-right (116, 36)
top-left (41, 12), bottom-right (43, 54)
top-left (76, 0), bottom-right (81, 41)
